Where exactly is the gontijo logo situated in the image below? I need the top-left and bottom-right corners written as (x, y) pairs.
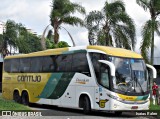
top-left (17, 75), bottom-right (41, 82)
top-left (75, 78), bottom-right (89, 84)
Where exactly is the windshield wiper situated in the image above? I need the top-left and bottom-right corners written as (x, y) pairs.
top-left (133, 71), bottom-right (144, 94)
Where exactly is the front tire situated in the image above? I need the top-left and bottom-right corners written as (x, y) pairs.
top-left (83, 96), bottom-right (91, 114)
top-left (21, 92), bottom-right (29, 106)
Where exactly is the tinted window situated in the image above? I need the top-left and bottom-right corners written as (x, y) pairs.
top-left (99, 64), bottom-right (110, 89)
top-left (90, 53), bottom-right (108, 78)
top-left (56, 55), bottom-right (72, 72)
top-left (20, 58), bottom-right (30, 72)
top-left (72, 53), bottom-right (90, 73)
top-left (11, 59), bottom-right (20, 73)
top-left (43, 56), bottom-right (54, 72)
top-left (4, 59), bottom-right (11, 72)
top-left (30, 57), bottom-right (43, 72)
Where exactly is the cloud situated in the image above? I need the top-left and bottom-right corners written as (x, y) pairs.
top-left (0, 0), bottom-right (51, 34)
top-left (0, 0), bottom-right (160, 58)
top-left (71, 0), bottom-right (105, 13)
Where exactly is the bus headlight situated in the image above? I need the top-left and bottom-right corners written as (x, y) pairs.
top-left (108, 94), bottom-right (124, 102)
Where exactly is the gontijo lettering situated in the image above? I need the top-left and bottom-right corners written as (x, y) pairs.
top-left (17, 75), bottom-right (41, 82)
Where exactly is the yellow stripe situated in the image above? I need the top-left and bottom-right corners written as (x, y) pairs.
top-left (87, 45), bottom-right (142, 58)
top-left (117, 93), bottom-right (137, 101)
top-left (5, 47), bottom-right (69, 59)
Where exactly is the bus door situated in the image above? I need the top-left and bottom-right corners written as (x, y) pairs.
top-left (97, 62), bottom-right (111, 109)
top-left (96, 60), bottom-right (115, 110)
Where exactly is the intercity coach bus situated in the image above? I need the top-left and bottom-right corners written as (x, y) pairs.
top-left (2, 46), bottom-right (157, 114)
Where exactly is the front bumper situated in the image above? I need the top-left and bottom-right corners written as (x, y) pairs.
top-left (109, 99), bottom-right (150, 110)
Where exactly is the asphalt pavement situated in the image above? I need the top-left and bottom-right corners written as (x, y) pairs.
top-left (29, 104), bottom-right (158, 119)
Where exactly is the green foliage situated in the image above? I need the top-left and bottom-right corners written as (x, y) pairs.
top-left (85, 0), bottom-right (136, 50)
top-left (57, 41), bottom-right (70, 48)
top-left (50, 0), bottom-right (86, 44)
top-left (136, 0), bottom-right (160, 63)
top-left (0, 20), bottom-right (18, 57)
top-left (46, 38), bottom-right (69, 49)
top-left (46, 38), bottom-right (56, 49)
top-left (0, 19), bottom-right (42, 56)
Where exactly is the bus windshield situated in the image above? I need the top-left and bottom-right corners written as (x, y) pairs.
top-left (111, 57), bottom-right (149, 94)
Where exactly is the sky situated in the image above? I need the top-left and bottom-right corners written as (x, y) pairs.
top-left (0, 0), bottom-right (160, 59)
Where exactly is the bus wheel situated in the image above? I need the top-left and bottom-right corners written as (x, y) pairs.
top-left (13, 91), bottom-right (21, 103)
top-left (83, 96), bottom-right (91, 114)
top-left (22, 92), bottom-right (29, 106)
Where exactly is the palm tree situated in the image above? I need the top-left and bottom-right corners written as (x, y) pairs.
top-left (50, 0), bottom-right (86, 44)
top-left (85, 0), bottom-right (136, 50)
top-left (0, 20), bottom-right (18, 57)
top-left (17, 23), bottom-right (42, 53)
top-left (136, 0), bottom-right (160, 64)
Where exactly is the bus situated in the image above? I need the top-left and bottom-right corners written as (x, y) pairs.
top-left (2, 45), bottom-right (157, 114)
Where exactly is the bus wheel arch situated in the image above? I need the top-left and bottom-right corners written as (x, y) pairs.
top-left (21, 90), bottom-right (30, 106)
top-left (79, 94), bottom-right (92, 114)
top-left (13, 90), bottom-right (21, 103)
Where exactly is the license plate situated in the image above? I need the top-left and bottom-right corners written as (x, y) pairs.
top-left (131, 106), bottom-right (138, 109)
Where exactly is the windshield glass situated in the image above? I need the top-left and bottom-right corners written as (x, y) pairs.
top-left (111, 57), bottom-right (148, 94)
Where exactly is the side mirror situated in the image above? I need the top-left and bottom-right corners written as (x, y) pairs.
top-left (98, 60), bottom-right (115, 77)
top-left (146, 64), bottom-right (157, 79)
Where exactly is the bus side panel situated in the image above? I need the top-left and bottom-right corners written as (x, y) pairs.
top-left (72, 73), bottom-right (97, 109)
top-left (24, 73), bottom-right (51, 103)
top-left (2, 72), bottom-right (26, 100)
top-left (36, 72), bottom-right (75, 106)
top-left (2, 72), bottom-right (13, 100)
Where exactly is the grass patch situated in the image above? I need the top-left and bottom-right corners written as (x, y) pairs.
top-left (150, 101), bottom-right (160, 110)
top-left (0, 96), bottom-right (30, 110)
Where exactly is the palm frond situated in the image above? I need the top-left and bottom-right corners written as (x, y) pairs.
top-left (85, 11), bottom-right (104, 30)
top-left (140, 20), bottom-right (152, 62)
top-left (113, 26), bottom-right (131, 49)
top-left (136, 0), bottom-right (150, 10)
top-left (104, 0), bottom-right (125, 18)
top-left (62, 16), bottom-right (84, 26)
top-left (110, 12), bottom-right (136, 50)
top-left (71, 3), bottom-right (86, 15)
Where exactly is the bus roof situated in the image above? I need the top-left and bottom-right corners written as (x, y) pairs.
top-left (87, 46), bottom-right (142, 58)
top-left (5, 45), bottom-right (142, 59)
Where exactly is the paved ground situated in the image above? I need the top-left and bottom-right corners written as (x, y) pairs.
top-left (0, 93), bottom-right (158, 119)
top-left (28, 104), bottom-right (158, 119)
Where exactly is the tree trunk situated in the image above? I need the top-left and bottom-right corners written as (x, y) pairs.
top-left (150, 18), bottom-right (155, 65)
top-left (54, 27), bottom-right (59, 44)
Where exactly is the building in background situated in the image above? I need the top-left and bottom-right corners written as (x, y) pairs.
top-left (0, 21), bottom-right (5, 34)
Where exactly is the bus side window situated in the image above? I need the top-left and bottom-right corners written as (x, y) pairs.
top-left (42, 56), bottom-right (55, 72)
top-left (19, 58), bottom-right (30, 73)
top-left (55, 55), bottom-right (72, 72)
top-left (11, 58), bottom-right (20, 73)
top-left (4, 59), bottom-right (11, 73)
top-left (90, 53), bottom-right (101, 79)
top-left (99, 64), bottom-right (110, 89)
top-left (30, 57), bottom-right (43, 73)
top-left (72, 53), bottom-right (90, 76)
